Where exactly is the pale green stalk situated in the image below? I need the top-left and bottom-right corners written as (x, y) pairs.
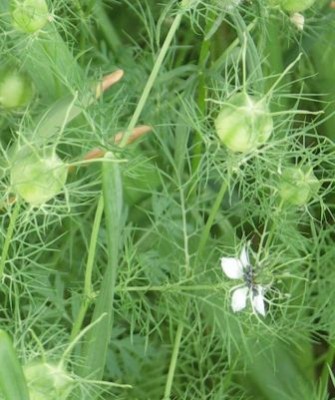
top-left (80, 154), bottom-right (123, 387)
top-left (70, 195), bottom-right (104, 341)
top-left (0, 201), bottom-right (21, 281)
top-left (120, 6), bottom-right (184, 147)
top-left (198, 180), bottom-right (229, 257)
top-left (163, 321), bottom-right (184, 400)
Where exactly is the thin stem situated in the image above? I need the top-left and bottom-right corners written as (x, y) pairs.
top-left (0, 201), bottom-right (21, 281)
top-left (265, 54), bottom-right (302, 99)
top-left (179, 184), bottom-right (191, 277)
top-left (115, 283), bottom-right (224, 292)
top-left (94, 0), bottom-right (122, 53)
top-left (259, 200), bottom-right (285, 259)
top-left (211, 20), bottom-right (256, 73)
top-left (84, 195), bottom-right (104, 297)
top-left (163, 318), bottom-right (184, 400)
top-left (70, 195), bottom-right (104, 341)
top-left (198, 180), bottom-right (229, 257)
top-left (120, 8), bottom-right (184, 147)
top-left (192, 8), bottom-right (213, 173)
top-left (69, 298), bottom-right (90, 343)
top-left (319, 344), bottom-right (335, 393)
top-left (80, 155), bottom-right (123, 384)
top-left (63, 313), bottom-right (107, 366)
top-left (231, 12), bottom-right (263, 93)
top-left (164, 167), bottom-right (192, 397)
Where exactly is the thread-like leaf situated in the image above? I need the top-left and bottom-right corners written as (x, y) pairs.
top-left (80, 152), bottom-right (123, 384)
top-left (0, 330), bottom-right (30, 400)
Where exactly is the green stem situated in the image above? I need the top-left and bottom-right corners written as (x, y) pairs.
top-left (163, 179), bottom-right (192, 397)
top-left (0, 201), bottom-right (21, 281)
top-left (192, 12), bottom-right (212, 173)
top-left (258, 200), bottom-right (285, 258)
top-left (84, 196), bottom-right (104, 297)
top-left (319, 345), bottom-right (335, 394)
top-left (163, 318), bottom-right (185, 400)
top-left (80, 155), bottom-right (123, 384)
top-left (120, 8), bottom-right (184, 147)
top-left (115, 283), bottom-right (224, 292)
top-left (263, 15), bottom-right (287, 112)
top-left (69, 298), bottom-right (90, 342)
top-left (211, 20), bottom-right (256, 73)
top-left (70, 195), bottom-right (104, 341)
top-left (94, 0), bottom-right (122, 53)
top-left (231, 11), bottom-right (263, 93)
top-left (198, 180), bottom-right (228, 256)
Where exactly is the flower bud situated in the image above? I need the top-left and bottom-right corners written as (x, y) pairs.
top-left (278, 166), bottom-right (320, 206)
top-left (10, 145), bottom-right (68, 205)
top-left (290, 12), bottom-right (305, 31)
top-left (269, 0), bottom-right (316, 12)
top-left (0, 69), bottom-right (34, 109)
top-left (24, 362), bottom-right (73, 400)
top-left (11, 0), bottom-right (49, 34)
top-left (214, 93), bottom-right (273, 153)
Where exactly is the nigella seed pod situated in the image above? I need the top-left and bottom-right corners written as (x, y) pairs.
top-left (269, 0), bottom-right (316, 12)
top-left (0, 69), bottom-right (34, 109)
top-left (11, 0), bottom-right (49, 34)
top-left (214, 93), bottom-right (273, 153)
top-left (24, 362), bottom-right (73, 400)
top-left (278, 166), bottom-right (320, 206)
top-left (10, 145), bottom-right (68, 206)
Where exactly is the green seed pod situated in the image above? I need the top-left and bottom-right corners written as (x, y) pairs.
top-left (11, 0), bottom-right (49, 33)
top-left (278, 166), bottom-right (320, 206)
top-left (24, 362), bottom-right (73, 400)
top-left (0, 69), bottom-right (34, 109)
top-left (214, 93), bottom-right (273, 153)
top-left (269, 0), bottom-right (316, 12)
top-left (10, 145), bottom-right (68, 206)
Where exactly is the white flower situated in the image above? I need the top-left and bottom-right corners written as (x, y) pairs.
top-left (221, 246), bottom-right (266, 316)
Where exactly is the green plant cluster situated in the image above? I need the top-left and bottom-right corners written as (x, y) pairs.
top-left (0, 0), bottom-right (335, 399)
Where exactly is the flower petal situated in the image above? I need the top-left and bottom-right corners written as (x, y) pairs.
top-left (252, 286), bottom-right (266, 316)
top-left (231, 287), bottom-right (249, 312)
top-left (221, 257), bottom-right (244, 279)
top-left (239, 246), bottom-right (249, 269)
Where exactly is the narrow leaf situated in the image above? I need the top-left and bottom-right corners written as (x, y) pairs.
top-left (0, 330), bottom-right (30, 400)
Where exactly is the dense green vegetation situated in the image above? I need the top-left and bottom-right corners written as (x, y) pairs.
top-left (1, 1), bottom-right (335, 399)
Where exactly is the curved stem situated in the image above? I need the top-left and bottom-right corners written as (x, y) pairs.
top-left (120, 8), bottom-right (184, 147)
top-left (70, 195), bottom-right (104, 341)
top-left (0, 201), bottom-right (21, 281)
top-left (80, 155), bottom-right (123, 384)
top-left (231, 11), bottom-right (263, 93)
top-left (198, 180), bottom-right (229, 257)
top-left (163, 317), bottom-right (185, 400)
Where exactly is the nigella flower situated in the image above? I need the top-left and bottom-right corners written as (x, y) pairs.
top-left (221, 246), bottom-right (266, 316)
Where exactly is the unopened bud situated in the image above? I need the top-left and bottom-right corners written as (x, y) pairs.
top-left (290, 12), bottom-right (304, 31)
top-left (278, 166), bottom-right (320, 206)
top-left (12, 0), bottom-right (49, 33)
top-left (0, 69), bottom-right (34, 109)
